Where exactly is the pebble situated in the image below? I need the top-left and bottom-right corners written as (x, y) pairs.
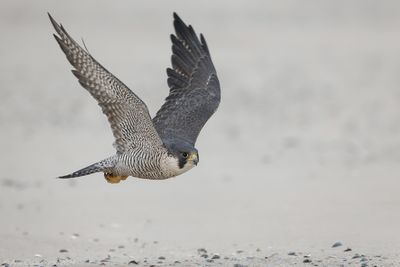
top-left (332, 242), bottom-right (343, 248)
top-left (288, 251), bottom-right (297, 256)
top-left (211, 254), bottom-right (220, 260)
top-left (1, 263), bottom-right (10, 267)
top-left (361, 263), bottom-right (368, 267)
top-left (352, 254), bottom-right (361, 259)
top-left (59, 249), bottom-right (68, 253)
top-left (344, 248), bottom-right (352, 252)
top-left (303, 258), bottom-right (312, 263)
top-left (158, 256), bottom-right (166, 260)
top-left (236, 250), bottom-right (244, 254)
top-left (118, 245), bottom-right (125, 249)
top-left (233, 264), bottom-right (247, 267)
top-left (197, 248), bottom-right (207, 254)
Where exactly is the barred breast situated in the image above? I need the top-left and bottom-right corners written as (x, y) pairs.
top-left (112, 148), bottom-right (182, 179)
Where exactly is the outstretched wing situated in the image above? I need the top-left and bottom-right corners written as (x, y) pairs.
top-left (49, 13), bottom-right (163, 153)
top-left (153, 13), bottom-right (221, 146)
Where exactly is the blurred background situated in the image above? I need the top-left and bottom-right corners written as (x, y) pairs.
top-left (1, 0), bottom-right (400, 264)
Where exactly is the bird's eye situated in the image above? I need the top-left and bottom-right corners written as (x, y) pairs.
top-left (181, 152), bottom-right (189, 158)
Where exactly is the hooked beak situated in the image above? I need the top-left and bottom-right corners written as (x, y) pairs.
top-left (188, 153), bottom-right (199, 166)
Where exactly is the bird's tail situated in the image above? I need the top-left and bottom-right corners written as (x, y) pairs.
top-left (58, 158), bottom-right (115, 179)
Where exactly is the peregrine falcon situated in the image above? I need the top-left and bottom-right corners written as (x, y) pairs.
top-left (49, 13), bottom-right (220, 183)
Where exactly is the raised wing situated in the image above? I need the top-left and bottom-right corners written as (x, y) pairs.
top-left (49, 13), bottom-right (163, 153)
top-left (153, 13), bottom-right (220, 146)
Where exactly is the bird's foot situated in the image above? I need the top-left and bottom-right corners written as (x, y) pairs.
top-left (104, 173), bottom-right (128, 184)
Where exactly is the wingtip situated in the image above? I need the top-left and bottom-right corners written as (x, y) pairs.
top-left (173, 12), bottom-right (185, 25)
top-left (48, 12), bottom-right (62, 34)
top-left (48, 12), bottom-right (56, 24)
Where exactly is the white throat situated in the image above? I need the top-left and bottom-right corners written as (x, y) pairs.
top-left (161, 155), bottom-right (195, 178)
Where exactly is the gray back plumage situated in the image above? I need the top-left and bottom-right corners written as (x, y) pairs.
top-left (153, 13), bottom-right (221, 146)
top-left (49, 14), bottom-right (164, 154)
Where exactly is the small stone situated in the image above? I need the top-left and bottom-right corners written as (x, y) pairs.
top-left (360, 257), bottom-right (368, 262)
top-left (303, 258), bottom-right (312, 263)
top-left (361, 263), bottom-right (368, 267)
top-left (109, 248), bottom-right (116, 252)
top-left (118, 245), bottom-right (125, 249)
top-left (200, 254), bottom-right (208, 258)
top-left (174, 261), bottom-right (180, 264)
top-left (332, 242), bottom-right (343, 248)
top-left (211, 254), bottom-right (220, 259)
top-left (206, 259), bottom-right (214, 263)
top-left (70, 233), bottom-right (79, 239)
top-left (158, 256), bottom-right (165, 260)
top-left (288, 251), bottom-right (297, 256)
top-left (256, 248), bottom-right (261, 252)
top-left (1, 263), bottom-right (10, 267)
top-left (233, 264), bottom-right (247, 267)
top-left (344, 248), bottom-right (352, 252)
top-left (59, 249), bottom-right (68, 253)
top-left (100, 255), bottom-right (110, 263)
top-left (352, 254), bottom-right (361, 259)
top-left (236, 250), bottom-right (244, 254)
top-left (85, 260), bottom-right (90, 263)
top-left (197, 248), bottom-right (207, 254)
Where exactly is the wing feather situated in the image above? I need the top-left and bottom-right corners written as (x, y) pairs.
top-left (153, 13), bottom-right (220, 146)
top-left (49, 13), bottom-right (163, 153)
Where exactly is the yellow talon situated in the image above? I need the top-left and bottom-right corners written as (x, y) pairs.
top-left (104, 173), bottom-right (128, 184)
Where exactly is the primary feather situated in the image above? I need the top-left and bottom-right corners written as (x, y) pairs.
top-left (153, 13), bottom-right (221, 146)
top-left (48, 13), bottom-right (163, 154)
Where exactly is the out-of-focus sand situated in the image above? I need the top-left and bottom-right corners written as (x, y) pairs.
top-left (1, 1), bottom-right (400, 266)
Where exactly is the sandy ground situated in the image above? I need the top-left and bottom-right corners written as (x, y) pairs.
top-left (1, 1), bottom-right (400, 266)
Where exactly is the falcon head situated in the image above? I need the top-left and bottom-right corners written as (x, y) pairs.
top-left (164, 141), bottom-right (199, 174)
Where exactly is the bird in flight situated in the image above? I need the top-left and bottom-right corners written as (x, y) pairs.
top-left (49, 13), bottom-right (220, 183)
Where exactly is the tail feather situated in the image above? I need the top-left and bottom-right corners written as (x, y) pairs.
top-left (59, 163), bottom-right (103, 179)
top-left (59, 158), bottom-right (115, 179)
